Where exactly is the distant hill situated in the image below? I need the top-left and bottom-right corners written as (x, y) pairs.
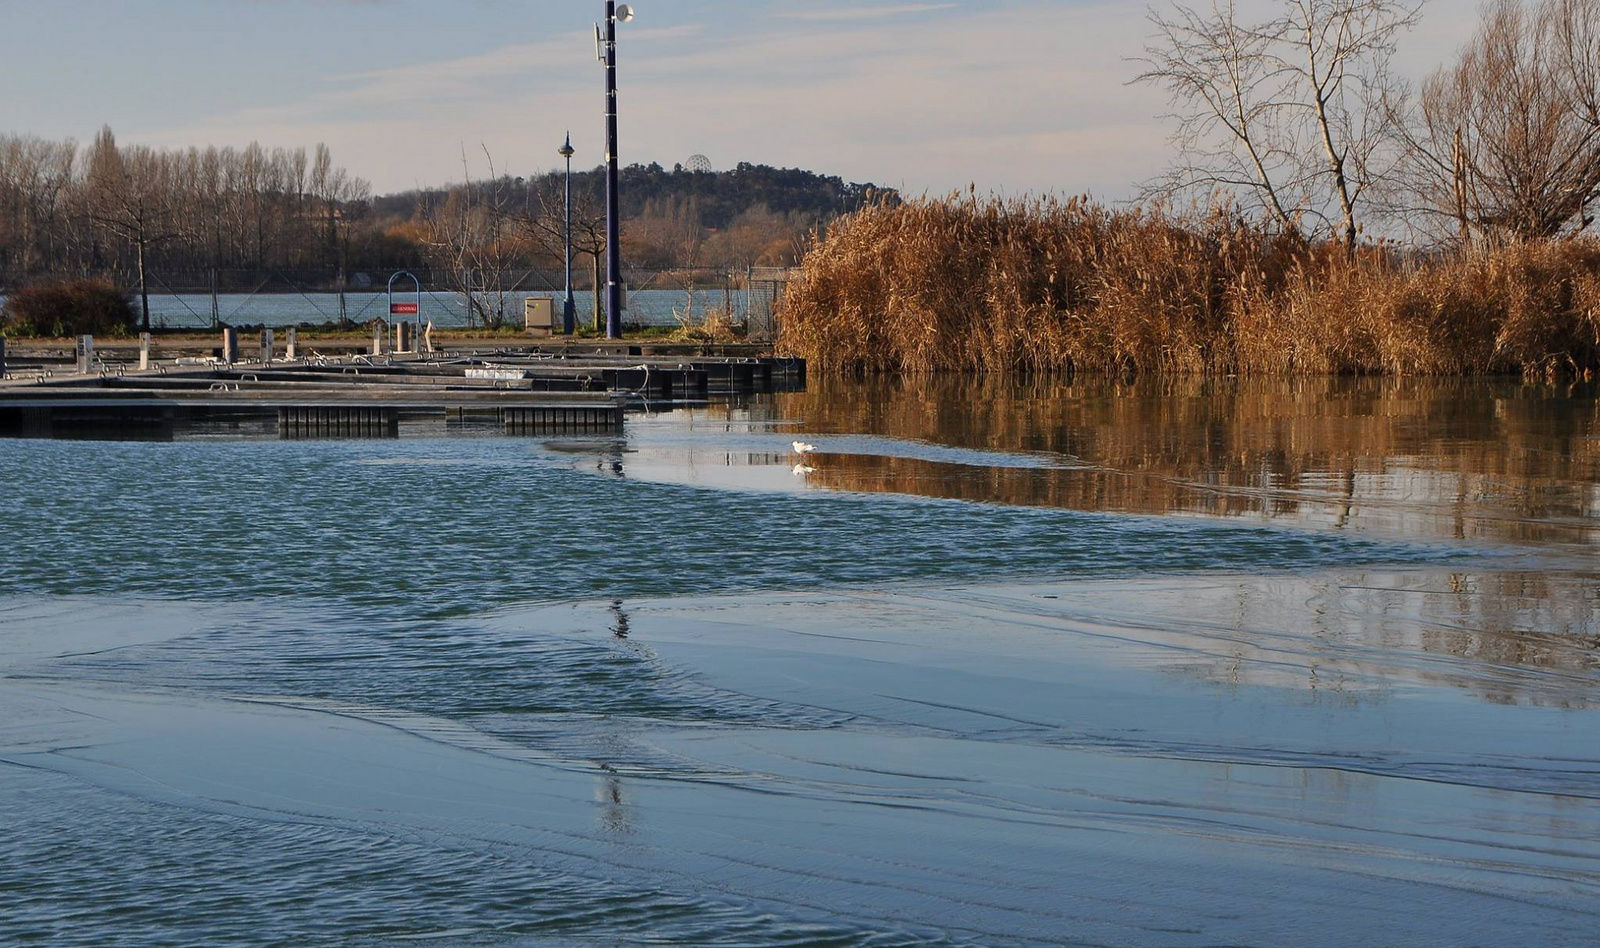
top-left (374, 162), bottom-right (896, 230)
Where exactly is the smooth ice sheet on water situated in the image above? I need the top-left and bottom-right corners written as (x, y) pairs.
top-left (2, 568), bottom-right (1598, 946)
top-left (1, 376), bottom-right (1598, 946)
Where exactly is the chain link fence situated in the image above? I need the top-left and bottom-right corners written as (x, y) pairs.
top-left (120, 267), bottom-right (772, 331)
top-left (745, 267), bottom-right (803, 343)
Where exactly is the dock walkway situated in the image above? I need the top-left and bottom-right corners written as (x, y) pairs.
top-left (0, 348), bottom-right (803, 439)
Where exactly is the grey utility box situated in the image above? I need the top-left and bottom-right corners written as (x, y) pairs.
top-left (525, 297), bottom-right (557, 335)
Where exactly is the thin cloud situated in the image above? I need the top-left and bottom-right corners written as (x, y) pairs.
top-left (779, 3), bottom-right (957, 21)
top-left (131, 0), bottom-right (1488, 199)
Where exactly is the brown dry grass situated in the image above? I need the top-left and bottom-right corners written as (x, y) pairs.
top-left (779, 194), bottom-right (1600, 377)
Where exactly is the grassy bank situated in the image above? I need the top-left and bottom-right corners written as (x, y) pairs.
top-left (779, 196), bottom-right (1600, 377)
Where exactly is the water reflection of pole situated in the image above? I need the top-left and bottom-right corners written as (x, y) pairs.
top-left (596, 767), bottom-right (632, 835)
top-left (599, 441), bottom-right (625, 478)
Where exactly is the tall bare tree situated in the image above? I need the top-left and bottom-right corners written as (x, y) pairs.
top-left (0, 136), bottom-right (77, 279)
top-left (419, 148), bottom-right (527, 329)
top-left (1139, 0), bottom-right (1422, 248)
top-left (1392, 0), bottom-right (1600, 244)
top-left (309, 143), bottom-right (372, 323)
top-left (85, 127), bottom-right (184, 331)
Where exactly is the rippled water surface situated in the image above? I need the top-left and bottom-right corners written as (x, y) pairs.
top-left (1, 377), bottom-right (1596, 947)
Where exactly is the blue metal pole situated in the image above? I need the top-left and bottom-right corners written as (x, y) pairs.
top-left (561, 133), bottom-right (576, 335)
top-left (604, 1), bottom-right (623, 340)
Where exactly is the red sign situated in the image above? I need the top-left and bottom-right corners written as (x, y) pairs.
top-left (390, 302), bottom-right (420, 316)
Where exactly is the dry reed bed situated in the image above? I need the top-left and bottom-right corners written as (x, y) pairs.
top-left (780, 195), bottom-right (1600, 376)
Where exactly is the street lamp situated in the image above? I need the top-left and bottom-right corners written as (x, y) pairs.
top-left (597, 2), bottom-right (634, 340)
top-left (559, 132), bottom-right (576, 335)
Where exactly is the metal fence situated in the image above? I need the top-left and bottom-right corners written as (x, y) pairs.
top-left (121, 267), bottom-right (766, 331)
top-left (746, 267), bottom-right (803, 343)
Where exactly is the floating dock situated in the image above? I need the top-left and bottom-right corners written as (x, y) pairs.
top-left (0, 346), bottom-right (803, 440)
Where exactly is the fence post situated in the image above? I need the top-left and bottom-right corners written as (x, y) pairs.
top-left (139, 333), bottom-right (151, 371)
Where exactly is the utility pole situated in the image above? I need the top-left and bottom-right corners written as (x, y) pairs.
top-left (601, 3), bottom-right (632, 340)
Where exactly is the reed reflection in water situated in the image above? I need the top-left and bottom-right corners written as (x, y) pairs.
top-left (775, 375), bottom-right (1600, 549)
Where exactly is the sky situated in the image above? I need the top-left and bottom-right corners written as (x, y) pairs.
top-left (0, 0), bottom-right (1485, 198)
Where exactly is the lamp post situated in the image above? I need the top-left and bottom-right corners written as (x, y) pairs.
top-left (599, 3), bottom-right (633, 340)
top-left (559, 133), bottom-right (576, 335)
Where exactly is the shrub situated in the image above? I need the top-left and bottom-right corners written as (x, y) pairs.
top-left (779, 195), bottom-right (1600, 378)
top-left (1, 279), bottom-right (139, 338)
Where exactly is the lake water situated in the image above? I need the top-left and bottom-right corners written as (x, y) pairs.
top-left (108, 289), bottom-right (749, 330)
top-left (1, 376), bottom-right (1596, 946)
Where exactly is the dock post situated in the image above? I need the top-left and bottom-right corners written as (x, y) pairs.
top-left (372, 324), bottom-right (385, 356)
top-left (222, 328), bottom-right (238, 365)
top-left (1, 336), bottom-right (7, 378)
top-left (139, 333), bottom-right (151, 371)
top-left (261, 329), bottom-right (274, 366)
top-left (396, 322), bottom-right (414, 354)
top-left (286, 328), bottom-right (297, 361)
top-left (75, 335), bottom-right (95, 374)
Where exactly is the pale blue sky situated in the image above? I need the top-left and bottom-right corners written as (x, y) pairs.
top-left (0, 0), bottom-right (1479, 196)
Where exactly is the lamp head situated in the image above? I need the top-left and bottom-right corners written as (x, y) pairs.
top-left (559, 133), bottom-right (575, 159)
top-left (616, 4), bottom-right (634, 22)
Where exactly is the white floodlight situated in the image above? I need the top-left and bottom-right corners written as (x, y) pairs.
top-left (617, 4), bottom-right (635, 22)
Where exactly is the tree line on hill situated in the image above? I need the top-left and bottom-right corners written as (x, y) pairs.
top-left (0, 128), bottom-right (893, 329)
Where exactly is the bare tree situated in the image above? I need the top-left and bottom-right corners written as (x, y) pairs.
top-left (524, 173), bottom-right (609, 331)
top-left (1139, 0), bottom-right (1422, 248)
top-left (1392, 0), bottom-right (1600, 244)
top-left (309, 143), bottom-right (372, 323)
top-left (0, 135), bottom-right (77, 280)
top-left (419, 148), bottom-right (527, 329)
top-left (84, 127), bottom-right (184, 332)
top-left (0, 129), bottom-right (373, 292)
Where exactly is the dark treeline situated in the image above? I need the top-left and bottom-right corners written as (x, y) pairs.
top-left (0, 127), bottom-right (892, 328)
top-left (392, 160), bottom-right (893, 283)
top-left (0, 128), bottom-right (379, 288)
top-left (379, 161), bottom-right (883, 232)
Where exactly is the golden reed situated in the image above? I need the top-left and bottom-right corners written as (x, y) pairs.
top-left (779, 194), bottom-right (1600, 377)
